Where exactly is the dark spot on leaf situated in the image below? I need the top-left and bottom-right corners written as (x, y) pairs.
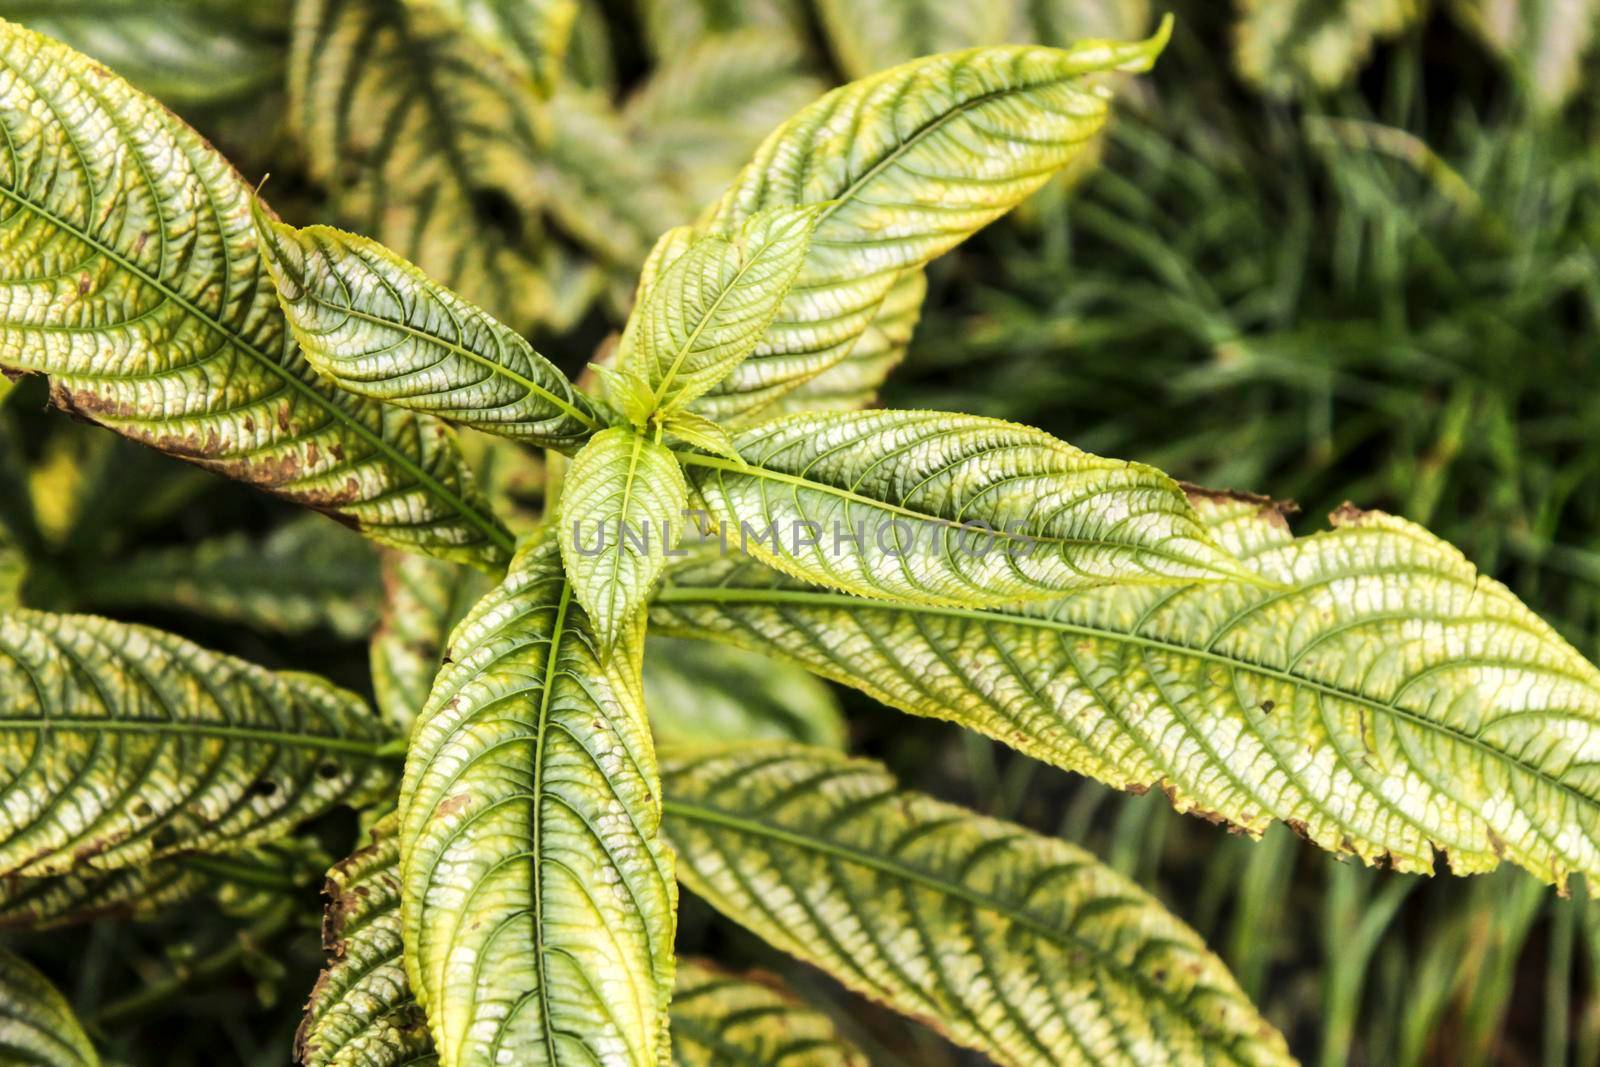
top-left (317, 762), bottom-right (342, 780)
top-left (1260, 699), bottom-right (1275, 713)
top-left (251, 779), bottom-right (278, 798)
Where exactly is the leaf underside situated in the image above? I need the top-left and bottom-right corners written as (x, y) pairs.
top-left (398, 543), bottom-right (675, 1067)
top-left (0, 19), bottom-right (511, 566)
top-left (661, 743), bottom-right (1294, 1067)
top-left (655, 492), bottom-right (1600, 889)
top-left (0, 609), bottom-right (395, 877)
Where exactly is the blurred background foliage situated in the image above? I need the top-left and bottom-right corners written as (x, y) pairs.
top-left (3, 0), bottom-right (1600, 1063)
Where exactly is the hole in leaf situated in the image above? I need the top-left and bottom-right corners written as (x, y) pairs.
top-left (251, 780), bottom-right (278, 798)
top-left (317, 762), bottom-right (342, 781)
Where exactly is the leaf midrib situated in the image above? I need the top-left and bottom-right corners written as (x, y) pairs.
top-left (654, 584), bottom-right (1600, 819)
top-left (674, 451), bottom-right (1245, 580)
top-left (0, 714), bottom-right (391, 756)
top-left (0, 179), bottom-right (513, 555)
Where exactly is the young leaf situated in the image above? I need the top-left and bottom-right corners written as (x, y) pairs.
top-left (71, 515), bottom-right (382, 639)
top-left (371, 550), bottom-right (494, 735)
top-left (0, 19), bottom-right (512, 567)
top-left (655, 492), bottom-right (1600, 889)
top-left (643, 636), bottom-right (846, 749)
top-left (814, 0), bottom-right (1013, 79)
top-left (419, 0), bottom-right (578, 97)
top-left (297, 817), bottom-right (434, 1067)
top-left (290, 0), bottom-right (552, 333)
top-left (660, 410), bottom-right (742, 464)
top-left (0, 948), bottom-right (98, 1067)
top-left (558, 428), bottom-right (689, 653)
top-left (679, 409), bottom-right (1253, 606)
top-left (0, 610), bottom-right (396, 876)
top-left (692, 30), bottom-right (1170, 421)
top-left (399, 543), bottom-right (676, 1067)
top-left (255, 215), bottom-right (601, 451)
top-left (621, 207), bottom-right (820, 415)
top-left (661, 743), bottom-right (1294, 1067)
top-left (766, 268), bottom-right (927, 415)
top-left (670, 958), bottom-right (868, 1067)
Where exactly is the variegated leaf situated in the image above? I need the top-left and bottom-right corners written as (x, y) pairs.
top-left (0, 948), bottom-right (97, 1067)
top-left (0, 610), bottom-right (395, 876)
top-left (0, 19), bottom-right (512, 566)
top-left (692, 30), bottom-right (1169, 421)
top-left (679, 409), bottom-right (1253, 607)
top-left (398, 543), bottom-right (676, 1067)
top-left (655, 492), bottom-right (1600, 888)
top-left (256, 215), bottom-right (602, 451)
top-left (662, 743), bottom-right (1294, 1067)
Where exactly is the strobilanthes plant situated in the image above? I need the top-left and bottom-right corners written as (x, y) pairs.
top-left (0, 10), bottom-right (1596, 1067)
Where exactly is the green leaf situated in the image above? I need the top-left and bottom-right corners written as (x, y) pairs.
top-left (558, 428), bottom-right (689, 653)
top-left (417, 0), bottom-right (578, 97)
top-left (0, 527), bottom-right (22, 610)
top-left (0, 0), bottom-right (287, 108)
top-left (298, 834), bottom-right (854, 1067)
top-left (637, 0), bottom-right (809, 60)
top-left (0, 841), bottom-right (326, 931)
top-left (255, 214), bottom-right (602, 451)
top-left (298, 817), bottom-right (437, 1067)
top-left (0, 610), bottom-right (396, 876)
top-left (679, 409), bottom-right (1253, 607)
top-left (398, 543), bottom-right (676, 1067)
top-left (0, 860), bottom-right (206, 931)
top-left (670, 958), bottom-right (868, 1067)
top-left (655, 491), bottom-right (1600, 889)
top-left (621, 207), bottom-right (819, 416)
top-left (643, 636), bottom-right (845, 748)
top-left (0, 19), bottom-right (512, 567)
top-left (692, 31), bottom-right (1169, 421)
top-left (765, 268), bottom-right (927, 415)
top-left (289, 0), bottom-right (553, 334)
top-left (1451, 0), bottom-right (1599, 110)
top-left (624, 30), bottom-right (829, 212)
top-left (1234, 0), bottom-right (1423, 98)
top-left (1029, 0), bottom-right (1152, 44)
top-left (540, 90), bottom-right (691, 274)
top-left (0, 948), bottom-right (98, 1067)
top-left (71, 515), bottom-right (382, 639)
top-left (371, 550), bottom-right (494, 735)
top-left (660, 411), bottom-right (742, 464)
top-left (814, 0), bottom-right (1015, 79)
top-left (661, 743), bottom-right (1293, 1067)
